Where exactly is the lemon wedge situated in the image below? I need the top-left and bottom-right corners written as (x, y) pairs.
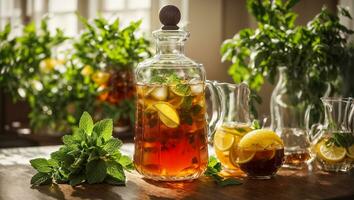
top-left (346, 145), bottom-right (354, 159)
top-left (153, 102), bottom-right (180, 128)
top-left (214, 130), bottom-right (235, 151)
top-left (238, 129), bottom-right (283, 150)
top-left (317, 143), bottom-right (346, 162)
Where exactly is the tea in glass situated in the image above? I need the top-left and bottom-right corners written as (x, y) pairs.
top-left (236, 129), bottom-right (284, 179)
top-left (134, 82), bottom-right (208, 181)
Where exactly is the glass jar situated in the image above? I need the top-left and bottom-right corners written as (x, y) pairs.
top-left (134, 6), bottom-right (208, 181)
top-left (271, 67), bottom-right (311, 169)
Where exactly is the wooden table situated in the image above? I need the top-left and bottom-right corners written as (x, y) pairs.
top-left (0, 145), bottom-right (353, 200)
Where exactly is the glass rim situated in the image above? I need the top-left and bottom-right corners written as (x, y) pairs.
top-left (320, 97), bottom-right (353, 102)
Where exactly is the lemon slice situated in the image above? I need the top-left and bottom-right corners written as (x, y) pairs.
top-left (214, 131), bottom-right (235, 151)
top-left (346, 145), bottom-right (354, 159)
top-left (81, 65), bottom-right (93, 76)
top-left (238, 129), bottom-right (283, 150)
top-left (153, 102), bottom-right (180, 128)
top-left (318, 143), bottom-right (346, 162)
top-left (170, 84), bottom-right (191, 96)
top-left (236, 149), bottom-right (256, 164)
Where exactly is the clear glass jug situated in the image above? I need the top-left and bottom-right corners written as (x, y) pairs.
top-left (308, 97), bottom-right (354, 172)
top-left (208, 81), bottom-right (253, 173)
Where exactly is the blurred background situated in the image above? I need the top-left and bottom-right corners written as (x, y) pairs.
top-left (1, 0), bottom-right (354, 147)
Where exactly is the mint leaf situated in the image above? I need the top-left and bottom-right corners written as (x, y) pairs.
top-left (219, 178), bottom-right (243, 186)
top-left (62, 135), bottom-right (76, 145)
top-left (79, 111), bottom-right (94, 135)
top-left (119, 155), bottom-right (134, 170)
top-left (150, 76), bottom-right (165, 84)
top-left (106, 160), bottom-right (125, 182)
top-left (103, 138), bottom-right (123, 154)
top-left (173, 84), bottom-right (191, 96)
top-left (93, 119), bottom-right (113, 142)
top-left (30, 158), bottom-right (52, 173)
top-left (31, 172), bottom-right (51, 186)
top-left (86, 159), bottom-right (107, 184)
top-left (204, 156), bottom-right (242, 187)
top-left (104, 175), bottom-right (126, 186)
top-left (69, 174), bottom-right (86, 186)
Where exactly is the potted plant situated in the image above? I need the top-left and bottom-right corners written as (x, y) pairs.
top-left (73, 16), bottom-right (151, 132)
top-left (221, 0), bottom-right (353, 168)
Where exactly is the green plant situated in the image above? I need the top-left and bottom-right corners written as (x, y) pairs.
top-left (73, 16), bottom-right (151, 125)
top-left (30, 112), bottom-right (133, 186)
top-left (204, 156), bottom-right (242, 186)
top-left (74, 16), bottom-right (151, 70)
top-left (221, 0), bottom-right (353, 118)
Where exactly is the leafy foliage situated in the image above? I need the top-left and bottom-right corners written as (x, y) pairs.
top-left (204, 156), bottom-right (242, 186)
top-left (0, 16), bottom-right (151, 132)
top-left (221, 0), bottom-right (353, 118)
top-left (73, 16), bottom-right (151, 71)
top-left (30, 112), bottom-right (133, 186)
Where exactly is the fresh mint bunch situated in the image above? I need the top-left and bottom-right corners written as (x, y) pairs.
top-left (204, 156), bottom-right (242, 187)
top-left (30, 112), bottom-right (133, 187)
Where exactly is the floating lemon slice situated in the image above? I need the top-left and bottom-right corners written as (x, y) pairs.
top-left (238, 129), bottom-right (283, 150)
top-left (170, 84), bottom-right (192, 96)
top-left (346, 145), bottom-right (354, 159)
top-left (235, 149), bottom-right (256, 164)
top-left (214, 131), bottom-right (235, 151)
top-left (317, 143), bottom-right (346, 162)
top-left (153, 102), bottom-right (180, 128)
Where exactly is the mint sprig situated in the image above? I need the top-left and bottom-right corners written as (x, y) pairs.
top-left (30, 112), bottom-right (133, 187)
top-left (204, 156), bottom-right (242, 187)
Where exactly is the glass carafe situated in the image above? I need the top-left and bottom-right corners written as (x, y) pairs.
top-left (208, 81), bottom-right (254, 173)
top-left (134, 5), bottom-right (218, 181)
top-left (271, 67), bottom-right (311, 169)
top-left (308, 97), bottom-right (354, 172)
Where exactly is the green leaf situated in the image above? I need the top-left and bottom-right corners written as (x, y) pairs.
top-left (103, 138), bottom-right (123, 154)
top-left (85, 159), bottom-right (107, 184)
top-left (93, 119), bottom-right (113, 142)
top-left (30, 158), bottom-right (52, 173)
top-left (218, 178), bottom-right (243, 186)
top-left (62, 135), bottom-right (75, 145)
top-left (69, 174), bottom-right (86, 186)
top-left (79, 111), bottom-right (94, 135)
top-left (106, 160), bottom-right (125, 182)
top-left (118, 155), bottom-right (133, 170)
top-left (104, 175), bottom-right (126, 186)
top-left (30, 172), bottom-right (51, 186)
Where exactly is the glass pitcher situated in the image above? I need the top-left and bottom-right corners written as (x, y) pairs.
top-left (134, 5), bottom-right (224, 181)
top-left (207, 81), bottom-right (253, 173)
top-left (308, 97), bottom-right (354, 172)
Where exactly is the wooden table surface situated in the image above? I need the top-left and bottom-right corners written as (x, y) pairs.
top-left (0, 145), bottom-right (353, 200)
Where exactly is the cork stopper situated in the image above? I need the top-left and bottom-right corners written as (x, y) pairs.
top-left (159, 5), bottom-right (181, 30)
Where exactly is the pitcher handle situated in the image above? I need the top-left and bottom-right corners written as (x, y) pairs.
top-left (205, 80), bottom-right (223, 143)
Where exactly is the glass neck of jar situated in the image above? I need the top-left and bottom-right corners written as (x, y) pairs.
top-left (156, 41), bottom-right (184, 55)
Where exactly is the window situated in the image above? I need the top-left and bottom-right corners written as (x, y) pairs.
top-left (0, 0), bottom-right (152, 36)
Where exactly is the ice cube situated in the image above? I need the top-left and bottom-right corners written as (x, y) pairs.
top-left (191, 84), bottom-right (203, 95)
top-left (151, 86), bottom-right (168, 100)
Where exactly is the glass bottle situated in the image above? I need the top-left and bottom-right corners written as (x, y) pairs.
top-left (271, 67), bottom-right (311, 169)
top-left (134, 5), bottom-right (209, 181)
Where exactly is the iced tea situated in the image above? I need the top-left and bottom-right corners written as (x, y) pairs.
top-left (236, 129), bottom-right (285, 179)
top-left (134, 81), bottom-right (208, 181)
top-left (213, 123), bottom-right (253, 171)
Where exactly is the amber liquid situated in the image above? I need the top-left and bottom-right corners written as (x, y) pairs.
top-left (284, 152), bottom-right (310, 166)
top-left (239, 149), bottom-right (284, 178)
top-left (134, 83), bottom-right (208, 181)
